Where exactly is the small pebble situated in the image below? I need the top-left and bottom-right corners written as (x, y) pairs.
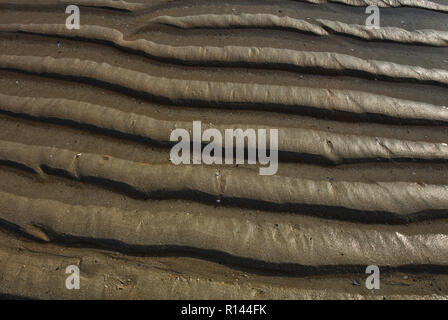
top-left (216, 199), bottom-right (221, 204)
top-left (403, 275), bottom-right (409, 280)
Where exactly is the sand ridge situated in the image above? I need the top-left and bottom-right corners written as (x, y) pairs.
top-left (0, 0), bottom-right (447, 299)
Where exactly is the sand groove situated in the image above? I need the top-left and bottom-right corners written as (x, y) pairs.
top-left (0, 0), bottom-right (145, 11)
top-left (5, 0), bottom-right (447, 13)
top-left (1, 190), bottom-right (448, 267)
top-left (1, 139), bottom-right (448, 215)
top-left (298, 0), bottom-right (448, 12)
top-left (149, 14), bottom-right (448, 47)
top-left (1, 24), bottom-right (448, 86)
top-left (149, 14), bottom-right (330, 36)
top-left (1, 0), bottom-right (447, 299)
top-left (3, 229), bottom-right (448, 299)
top-left (1, 94), bottom-right (448, 163)
top-left (1, 54), bottom-right (447, 123)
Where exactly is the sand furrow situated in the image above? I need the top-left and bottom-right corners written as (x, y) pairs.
top-left (6, 0), bottom-right (447, 13)
top-left (149, 14), bottom-right (448, 47)
top-left (1, 190), bottom-right (447, 267)
top-left (0, 54), bottom-right (447, 122)
top-left (149, 13), bottom-right (330, 36)
top-left (1, 0), bottom-right (447, 299)
top-left (298, 0), bottom-right (448, 12)
top-left (1, 140), bottom-right (448, 215)
top-left (2, 230), bottom-right (446, 299)
top-left (1, 94), bottom-right (448, 163)
top-left (317, 19), bottom-right (448, 46)
top-left (0, 0), bottom-right (145, 11)
top-left (1, 24), bottom-right (447, 85)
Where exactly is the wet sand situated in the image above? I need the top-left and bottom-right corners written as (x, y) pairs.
top-left (0, 0), bottom-right (447, 299)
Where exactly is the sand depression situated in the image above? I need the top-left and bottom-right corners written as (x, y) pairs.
top-left (0, 0), bottom-right (447, 299)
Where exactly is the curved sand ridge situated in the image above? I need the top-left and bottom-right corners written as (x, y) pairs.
top-left (150, 14), bottom-right (448, 47)
top-left (317, 19), bottom-right (448, 47)
top-left (1, 0), bottom-right (145, 11)
top-left (149, 14), bottom-right (330, 36)
top-left (1, 140), bottom-right (448, 215)
top-left (1, 94), bottom-right (448, 163)
top-left (1, 24), bottom-right (448, 85)
top-left (7, 0), bottom-right (448, 13)
top-left (1, 191), bottom-right (447, 267)
top-left (1, 231), bottom-right (446, 299)
top-left (1, 1), bottom-right (447, 299)
top-left (298, 0), bottom-right (448, 12)
top-left (1, 54), bottom-right (447, 123)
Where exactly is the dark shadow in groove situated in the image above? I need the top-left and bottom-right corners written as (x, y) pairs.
top-left (1, 219), bottom-right (447, 278)
top-left (320, 26), bottom-right (448, 48)
top-left (135, 0), bottom-right (299, 16)
top-left (0, 152), bottom-right (448, 225)
top-left (221, 197), bottom-right (448, 224)
top-left (0, 3), bottom-right (134, 13)
top-left (135, 23), bottom-right (326, 37)
top-left (0, 160), bottom-right (446, 225)
top-left (144, 23), bottom-right (448, 50)
top-left (11, 29), bottom-right (448, 92)
top-left (291, 0), bottom-right (448, 14)
top-left (0, 218), bottom-right (50, 244)
top-left (0, 109), bottom-right (173, 149)
top-left (6, 108), bottom-right (448, 166)
top-left (0, 160), bottom-right (36, 175)
top-left (0, 293), bottom-right (31, 300)
top-left (2, 66), bottom-right (448, 128)
top-left (9, 164), bottom-right (442, 225)
top-left (2, 110), bottom-right (448, 167)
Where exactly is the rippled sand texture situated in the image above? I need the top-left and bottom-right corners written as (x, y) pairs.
top-left (0, 0), bottom-right (447, 300)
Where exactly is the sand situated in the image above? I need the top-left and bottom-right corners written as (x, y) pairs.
top-left (0, 0), bottom-right (447, 299)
